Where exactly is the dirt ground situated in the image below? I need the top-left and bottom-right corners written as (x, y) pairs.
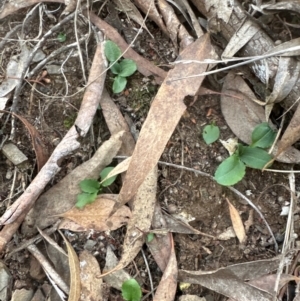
top-left (0, 1), bottom-right (299, 301)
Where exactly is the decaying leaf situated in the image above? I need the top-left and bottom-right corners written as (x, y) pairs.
top-left (102, 166), bottom-right (158, 276)
top-left (266, 57), bottom-right (300, 105)
top-left (275, 104), bottom-right (300, 161)
top-left (179, 268), bottom-right (273, 301)
top-left (60, 231), bottom-right (81, 301)
top-left (226, 198), bottom-right (246, 244)
top-left (153, 236), bottom-right (177, 301)
top-left (147, 204), bottom-right (172, 272)
top-left (79, 251), bottom-right (103, 301)
top-left (222, 20), bottom-right (259, 59)
top-left (115, 34), bottom-right (212, 210)
top-left (59, 196), bottom-right (131, 232)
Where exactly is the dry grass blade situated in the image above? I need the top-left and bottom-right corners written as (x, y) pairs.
top-left (59, 231), bottom-right (81, 301)
top-left (114, 34), bottom-right (212, 210)
top-left (226, 198), bottom-right (246, 244)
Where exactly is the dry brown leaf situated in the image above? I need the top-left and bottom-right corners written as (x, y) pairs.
top-left (226, 198), bottom-right (246, 244)
top-left (60, 231), bottom-right (81, 301)
top-left (79, 251), bottom-right (103, 301)
top-left (153, 236), bottom-right (177, 301)
top-left (114, 34), bottom-right (212, 211)
top-left (21, 131), bottom-right (124, 236)
top-left (59, 196), bottom-right (131, 232)
top-left (178, 268), bottom-right (273, 301)
top-left (147, 204), bottom-right (172, 272)
top-left (101, 166), bottom-right (157, 276)
top-left (249, 274), bottom-right (300, 295)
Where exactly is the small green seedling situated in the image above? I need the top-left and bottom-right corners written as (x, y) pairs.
top-left (122, 279), bottom-right (142, 301)
top-left (104, 40), bottom-right (137, 93)
top-left (76, 167), bottom-right (117, 209)
top-left (202, 123), bottom-right (220, 144)
top-left (214, 122), bottom-right (276, 186)
top-left (57, 32), bottom-right (67, 42)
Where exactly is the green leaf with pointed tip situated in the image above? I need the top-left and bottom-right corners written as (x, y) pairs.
top-left (113, 75), bottom-right (127, 93)
top-left (118, 59), bottom-right (137, 77)
top-left (202, 124), bottom-right (220, 144)
top-left (251, 122), bottom-right (276, 148)
top-left (100, 167), bottom-right (117, 187)
top-left (76, 192), bottom-right (97, 209)
top-left (122, 279), bottom-right (142, 301)
top-left (105, 40), bottom-right (121, 63)
top-left (214, 155), bottom-right (246, 186)
top-left (79, 179), bottom-right (100, 193)
top-left (239, 145), bottom-right (273, 169)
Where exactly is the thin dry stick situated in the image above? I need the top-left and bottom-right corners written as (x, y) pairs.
top-left (115, 155), bottom-right (278, 252)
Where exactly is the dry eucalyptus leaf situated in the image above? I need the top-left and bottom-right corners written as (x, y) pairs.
top-left (60, 196), bottom-right (131, 232)
top-left (178, 268), bottom-right (273, 301)
top-left (79, 251), bottom-right (103, 301)
top-left (153, 237), bottom-right (177, 301)
top-left (115, 34), bottom-right (212, 209)
top-left (222, 20), bottom-right (259, 59)
top-left (226, 198), bottom-right (246, 244)
top-left (59, 231), bottom-right (81, 301)
top-left (266, 57), bottom-right (300, 104)
top-left (102, 166), bottom-right (157, 276)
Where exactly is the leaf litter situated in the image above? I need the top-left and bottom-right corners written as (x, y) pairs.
top-left (1, 1), bottom-right (300, 300)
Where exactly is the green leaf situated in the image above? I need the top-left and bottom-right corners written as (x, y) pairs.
top-left (57, 33), bottom-right (66, 42)
top-left (251, 122), bottom-right (276, 148)
top-left (104, 40), bottom-right (121, 63)
top-left (239, 145), bottom-right (273, 169)
top-left (76, 192), bottom-right (97, 209)
top-left (113, 75), bottom-right (127, 93)
top-left (110, 62), bottom-right (122, 75)
top-left (100, 167), bottom-right (117, 187)
top-left (147, 233), bottom-right (154, 242)
top-left (118, 59), bottom-right (137, 77)
top-left (214, 155), bottom-right (246, 186)
top-left (122, 279), bottom-right (142, 301)
top-left (79, 179), bottom-right (100, 193)
top-left (202, 124), bottom-right (220, 144)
